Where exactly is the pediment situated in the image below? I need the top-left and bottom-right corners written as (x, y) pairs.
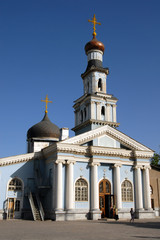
top-left (63, 125), bottom-right (153, 152)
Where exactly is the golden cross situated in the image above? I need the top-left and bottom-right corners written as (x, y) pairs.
top-left (88, 14), bottom-right (101, 37)
top-left (41, 95), bottom-right (52, 113)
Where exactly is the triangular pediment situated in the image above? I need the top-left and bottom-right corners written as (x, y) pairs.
top-left (63, 125), bottom-right (153, 152)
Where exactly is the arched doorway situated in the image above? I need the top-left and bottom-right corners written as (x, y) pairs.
top-left (7, 178), bottom-right (23, 219)
top-left (99, 179), bottom-right (114, 218)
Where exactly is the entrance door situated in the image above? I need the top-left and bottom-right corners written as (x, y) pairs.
top-left (99, 179), bottom-right (114, 218)
top-left (8, 198), bottom-right (14, 219)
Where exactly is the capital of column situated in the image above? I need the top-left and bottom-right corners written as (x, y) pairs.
top-left (113, 163), bottom-right (122, 168)
top-left (66, 160), bottom-right (76, 165)
top-left (143, 165), bottom-right (151, 170)
top-left (96, 102), bottom-right (101, 105)
top-left (55, 160), bottom-right (66, 164)
top-left (89, 162), bottom-right (100, 167)
top-left (134, 165), bottom-right (143, 170)
top-left (106, 103), bottom-right (111, 107)
top-left (85, 102), bottom-right (90, 106)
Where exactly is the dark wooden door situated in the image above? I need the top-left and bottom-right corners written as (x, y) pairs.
top-left (99, 179), bottom-right (111, 218)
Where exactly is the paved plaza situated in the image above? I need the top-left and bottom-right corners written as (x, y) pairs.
top-left (0, 218), bottom-right (160, 240)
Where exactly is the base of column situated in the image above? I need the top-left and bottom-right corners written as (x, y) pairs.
top-left (135, 209), bottom-right (155, 219)
top-left (90, 209), bottom-right (101, 220)
top-left (154, 207), bottom-right (160, 217)
top-left (65, 209), bottom-right (75, 221)
top-left (52, 210), bottom-right (66, 221)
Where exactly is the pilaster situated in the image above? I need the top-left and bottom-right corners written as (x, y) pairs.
top-left (96, 102), bottom-right (101, 120)
top-left (106, 104), bottom-right (111, 121)
top-left (113, 105), bottom-right (117, 123)
top-left (91, 101), bottom-right (95, 119)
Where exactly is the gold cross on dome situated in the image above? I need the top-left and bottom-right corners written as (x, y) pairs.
top-left (88, 14), bottom-right (101, 37)
top-left (41, 95), bottom-right (52, 113)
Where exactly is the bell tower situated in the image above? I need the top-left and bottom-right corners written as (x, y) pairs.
top-left (72, 15), bottom-right (119, 135)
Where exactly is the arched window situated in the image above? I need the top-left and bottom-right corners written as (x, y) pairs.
top-left (101, 106), bottom-right (105, 116)
top-left (150, 185), bottom-right (153, 195)
top-left (75, 178), bottom-right (88, 201)
top-left (98, 78), bottom-right (102, 91)
top-left (121, 180), bottom-right (133, 202)
top-left (8, 178), bottom-right (22, 191)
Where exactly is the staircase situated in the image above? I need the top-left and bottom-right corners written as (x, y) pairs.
top-left (28, 192), bottom-right (44, 221)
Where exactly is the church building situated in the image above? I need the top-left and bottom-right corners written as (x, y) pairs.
top-left (0, 15), bottom-right (155, 221)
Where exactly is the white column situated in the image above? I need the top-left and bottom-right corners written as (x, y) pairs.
top-left (106, 104), bottom-right (111, 121)
top-left (66, 160), bottom-right (75, 210)
top-left (97, 102), bottom-right (101, 120)
top-left (143, 166), bottom-right (151, 210)
top-left (114, 163), bottom-right (122, 210)
top-left (113, 105), bottom-right (117, 123)
top-left (135, 166), bottom-right (143, 210)
top-left (90, 162), bottom-right (100, 210)
top-left (91, 101), bottom-right (95, 119)
top-left (55, 160), bottom-right (64, 210)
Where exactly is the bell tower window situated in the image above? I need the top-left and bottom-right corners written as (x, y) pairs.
top-left (98, 78), bottom-right (102, 91)
top-left (84, 108), bottom-right (87, 119)
top-left (87, 82), bottom-right (89, 93)
top-left (101, 106), bottom-right (105, 116)
top-left (80, 110), bottom-right (83, 123)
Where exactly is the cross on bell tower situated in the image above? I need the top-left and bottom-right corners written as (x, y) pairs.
top-left (88, 14), bottom-right (101, 38)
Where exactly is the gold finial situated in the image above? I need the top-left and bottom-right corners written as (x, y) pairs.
top-left (88, 14), bottom-right (101, 38)
top-left (41, 95), bottom-right (52, 113)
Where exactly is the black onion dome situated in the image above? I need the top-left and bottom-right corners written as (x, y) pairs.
top-left (27, 112), bottom-right (60, 140)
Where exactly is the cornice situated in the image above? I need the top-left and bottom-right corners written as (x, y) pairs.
top-left (73, 94), bottom-right (117, 109)
top-left (72, 120), bottom-right (120, 132)
top-left (0, 152), bottom-right (41, 166)
top-left (81, 67), bottom-right (109, 79)
top-left (44, 143), bottom-right (152, 159)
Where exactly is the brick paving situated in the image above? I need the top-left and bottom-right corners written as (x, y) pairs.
top-left (0, 218), bottom-right (160, 240)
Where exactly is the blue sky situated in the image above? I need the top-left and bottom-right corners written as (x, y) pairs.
top-left (0, 0), bottom-right (160, 158)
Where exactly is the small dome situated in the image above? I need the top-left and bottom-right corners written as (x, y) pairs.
top-left (85, 36), bottom-right (105, 54)
top-left (27, 112), bottom-right (60, 140)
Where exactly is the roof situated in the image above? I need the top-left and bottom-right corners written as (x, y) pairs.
top-left (27, 112), bottom-right (60, 140)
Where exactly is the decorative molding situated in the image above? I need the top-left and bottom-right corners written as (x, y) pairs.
top-left (72, 119), bottom-right (120, 132)
top-left (0, 152), bottom-right (41, 166)
top-left (43, 141), bottom-right (153, 160)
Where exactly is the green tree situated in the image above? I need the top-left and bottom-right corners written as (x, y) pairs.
top-left (151, 153), bottom-right (160, 166)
